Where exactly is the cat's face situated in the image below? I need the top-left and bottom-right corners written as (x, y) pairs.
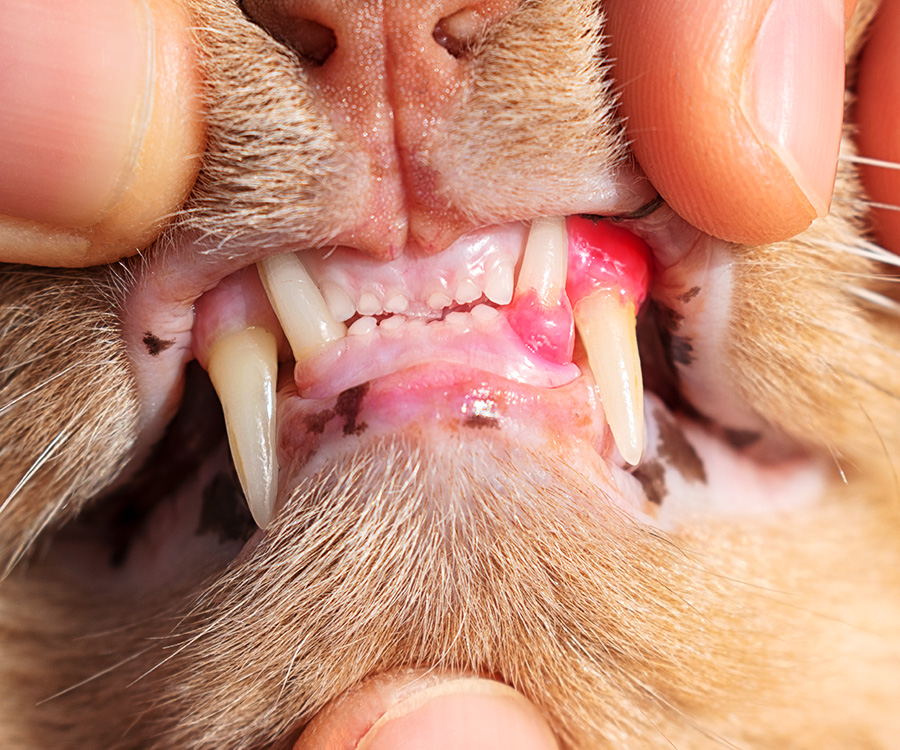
top-left (2, 1), bottom-right (900, 748)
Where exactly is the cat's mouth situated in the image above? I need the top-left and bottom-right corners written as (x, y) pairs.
top-left (98, 203), bottom-right (826, 577)
top-left (190, 214), bottom-right (651, 527)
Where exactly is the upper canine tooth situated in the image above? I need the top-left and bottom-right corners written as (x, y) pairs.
top-left (207, 326), bottom-right (278, 529)
top-left (257, 253), bottom-right (347, 361)
top-left (515, 216), bottom-right (568, 305)
top-left (574, 290), bottom-right (644, 465)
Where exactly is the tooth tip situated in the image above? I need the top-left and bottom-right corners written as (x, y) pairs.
top-left (614, 426), bottom-right (644, 466)
top-left (233, 449), bottom-right (278, 529)
top-left (258, 254), bottom-right (347, 361)
top-left (247, 482), bottom-right (276, 529)
top-left (208, 327), bottom-right (279, 532)
top-left (574, 291), bottom-right (645, 469)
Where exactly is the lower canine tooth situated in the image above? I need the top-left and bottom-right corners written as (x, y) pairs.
top-left (574, 290), bottom-right (644, 465)
top-left (257, 253), bottom-right (347, 361)
top-left (207, 326), bottom-right (278, 528)
top-left (472, 304), bottom-right (499, 321)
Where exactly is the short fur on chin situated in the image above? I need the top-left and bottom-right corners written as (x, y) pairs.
top-left (3, 0), bottom-right (900, 748)
top-left (4, 439), bottom-right (900, 750)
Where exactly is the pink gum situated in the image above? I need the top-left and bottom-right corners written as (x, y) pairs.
top-left (565, 216), bottom-right (652, 306)
top-left (506, 217), bottom-right (652, 366)
top-left (192, 266), bottom-right (287, 369)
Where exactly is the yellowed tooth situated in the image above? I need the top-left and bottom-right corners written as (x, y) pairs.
top-left (574, 290), bottom-right (644, 465)
top-left (515, 216), bottom-right (568, 304)
top-left (207, 326), bottom-right (278, 528)
top-left (257, 253), bottom-right (347, 361)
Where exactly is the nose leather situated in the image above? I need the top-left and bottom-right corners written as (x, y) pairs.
top-left (241, 0), bottom-right (520, 259)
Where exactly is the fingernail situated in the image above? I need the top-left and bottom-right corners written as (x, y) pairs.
top-left (357, 679), bottom-right (559, 750)
top-left (742, 0), bottom-right (845, 218)
top-left (0, 0), bottom-right (153, 228)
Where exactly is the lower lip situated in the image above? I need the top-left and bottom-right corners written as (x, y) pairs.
top-left (275, 362), bottom-right (615, 480)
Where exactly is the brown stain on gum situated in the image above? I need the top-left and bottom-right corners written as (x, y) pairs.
top-left (654, 407), bottom-right (707, 484)
top-left (335, 383), bottom-right (369, 436)
top-left (143, 332), bottom-right (175, 356)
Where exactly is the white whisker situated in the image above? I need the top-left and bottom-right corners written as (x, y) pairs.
top-left (0, 367), bottom-right (76, 416)
top-left (36, 647), bottom-right (154, 705)
top-left (861, 200), bottom-right (900, 213)
top-left (817, 239), bottom-right (900, 268)
top-left (833, 195), bottom-right (900, 213)
top-left (839, 153), bottom-right (900, 171)
top-left (0, 429), bottom-right (69, 520)
top-left (845, 285), bottom-right (900, 316)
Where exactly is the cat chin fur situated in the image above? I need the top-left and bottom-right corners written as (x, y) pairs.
top-left (2, 0), bottom-right (900, 748)
top-left (3, 447), bottom-right (900, 749)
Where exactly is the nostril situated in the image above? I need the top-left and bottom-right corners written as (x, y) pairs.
top-left (239, 2), bottom-right (337, 66)
top-left (433, 1), bottom-right (521, 58)
top-left (284, 19), bottom-right (337, 65)
top-left (433, 8), bottom-right (484, 58)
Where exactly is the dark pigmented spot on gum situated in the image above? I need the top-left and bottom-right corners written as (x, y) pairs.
top-left (677, 286), bottom-right (701, 303)
top-left (632, 459), bottom-right (667, 506)
top-left (668, 335), bottom-right (694, 366)
top-left (304, 409), bottom-right (335, 434)
top-left (335, 383), bottom-right (370, 436)
top-left (656, 304), bottom-right (684, 332)
top-left (654, 407), bottom-right (707, 484)
top-left (465, 414), bottom-right (500, 429)
top-left (143, 332), bottom-right (176, 356)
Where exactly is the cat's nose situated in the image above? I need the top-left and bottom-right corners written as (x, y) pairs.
top-left (241, 0), bottom-right (520, 259)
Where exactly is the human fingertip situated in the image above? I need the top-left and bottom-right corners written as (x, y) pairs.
top-left (0, 0), bottom-right (203, 267)
top-left (0, 216), bottom-right (93, 267)
top-left (86, 0), bottom-right (205, 266)
top-left (740, 0), bottom-right (845, 223)
top-left (295, 676), bottom-right (559, 750)
top-left (605, 0), bottom-right (846, 246)
top-left (856, 0), bottom-right (900, 256)
top-left (356, 679), bottom-right (559, 750)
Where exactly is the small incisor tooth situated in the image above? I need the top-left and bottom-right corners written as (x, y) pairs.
top-left (321, 282), bottom-right (356, 322)
top-left (515, 216), bottom-right (567, 304)
top-left (357, 291), bottom-right (381, 316)
top-left (484, 259), bottom-right (513, 305)
top-left (257, 253), bottom-right (347, 361)
top-left (384, 293), bottom-right (409, 313)
top-left (207, 326), bottom-right (278, 528)
top-left (455, 278), bottom-right (481, 304)
top-left (574, 290), bottom-right (644, 465)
